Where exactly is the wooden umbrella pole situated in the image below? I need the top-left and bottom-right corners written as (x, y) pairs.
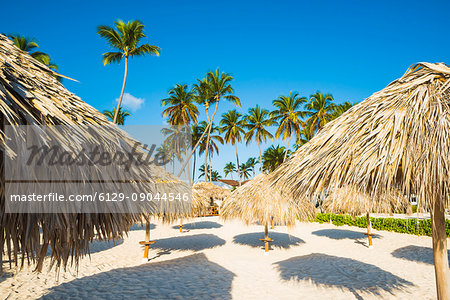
top-left (143, 221), bottom-right (151, 261)
top-left (264, 223), bottom-right (269, 253)
top-left (431, 200), bottom-right (450, 300)
top-left (179, 219), bottom-right (183, 233)
top-left (366, 212), bottom-right (373, 248)
top-left (271, 216), bottom-right (274, 229)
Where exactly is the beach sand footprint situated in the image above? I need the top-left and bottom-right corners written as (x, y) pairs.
top-left (274, 253), bottom-right (413, 299)
top-left (392, 245), bottom-right (450, 267)
top-left (39, 253), bottom-right (235, 300)
top-left (233, 232), bottom-right (304, 249)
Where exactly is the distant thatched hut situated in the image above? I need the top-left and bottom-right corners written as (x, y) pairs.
top-left (271, 63), bottom-right (450, 298)
top-left (192, 182), bottom-right (231, 215)
top-left (0, 34), bottom-right (191, 272)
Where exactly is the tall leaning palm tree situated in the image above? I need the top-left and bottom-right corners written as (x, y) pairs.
top-left (272, 91), bottom-right (307, 161)
top-left (103, 107), bottom-right (131, 125)
top-left (244, 105), bottom-right (275, 173)
top-left (220, 109), bottom-right (246, 185)
top-left (200, 69), bottom-right (241, 181)
top-left (305, 91), bottom-right (335, 135)
top-left (97, 20), bottom-right (160, 124)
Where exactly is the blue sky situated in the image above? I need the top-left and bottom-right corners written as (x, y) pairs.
top-left (1, 0), bottom-right (449, 179)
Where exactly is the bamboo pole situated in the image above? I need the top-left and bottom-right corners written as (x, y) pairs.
top-left (179, 219), bottom-right (183, 233)
top-left (271, 216), bottom-right (274, 229)
top-left (431, 200), bottom-right (450, 300)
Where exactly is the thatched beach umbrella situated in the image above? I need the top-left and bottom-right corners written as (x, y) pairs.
top-left (0, 35), bottom-right (191, 270)
top-left (192, 182), bottom-right (230, 214)
top-left (221, 174), bottom-right (314, 253)
top-left (323, 186), bottom-right (412, 247)
top-left (271, 63), bottom-right (450, 298)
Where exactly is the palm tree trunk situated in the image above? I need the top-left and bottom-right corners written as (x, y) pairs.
top-left (234, 143), bottom-right (242, 186)
top-left (177, 122), bottom-right (211, 177)
top-left (209, 152), bottom-right (212, 181)
top-left (181, 115), bottom-right (192, 185)
top-left (283, 135), bottom-right (292, 162)
top-left (192, 150), bottom-right (196, 182)
top-left (204, 100), bottom-right (219, 182)
top-left (431, 199), bottom-right (450, 299)
top-left (258, 139), bottom-right (263, 173)
top-left (113, 56), bottom-right (128, 124)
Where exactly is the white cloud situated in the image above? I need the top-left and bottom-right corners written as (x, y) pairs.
top-left (116, 93), bottom-right (144, 111)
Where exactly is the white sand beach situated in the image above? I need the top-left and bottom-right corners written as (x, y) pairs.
top-left (1, 216), bottom-right (448, 299)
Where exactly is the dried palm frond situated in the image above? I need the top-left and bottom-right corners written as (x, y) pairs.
top-left (221, 174), bottom-right (314, 227)
top-left (0, 34), bottom-right (191, 272)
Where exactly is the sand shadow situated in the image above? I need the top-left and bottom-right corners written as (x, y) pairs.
top-left (151, 234), bottom-right (226, 252)
top-left (274, 253), bottom-right (413, 299)
top-left (40, 253), bottom-right (235, 300)
top-left (233, 232), bottom-right (304, 249)
top-left (391, 245), bottom-right (450, 267)
top-left (88, 239), bottom-right (124, 254)
top-left (129, 223), bottom-right (156, 231)
top-left (0, 271), bottom-right (13, 284)
top-left (312, 229), bottom-right (381, 240)
top-left (172, 221), bottom-right (222, 230)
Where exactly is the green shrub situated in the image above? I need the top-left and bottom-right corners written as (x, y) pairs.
top-left (314, 213), bottom-right (450, 237)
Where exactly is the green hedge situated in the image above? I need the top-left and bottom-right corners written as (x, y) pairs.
top-left (314, 213), bottom-right (450, 237)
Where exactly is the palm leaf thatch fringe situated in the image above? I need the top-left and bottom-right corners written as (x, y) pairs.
top-left (270, 62), bottom-right (450, 299)
top-left (0, 34), bottom-right (191, 272)
top-left (221, 174), bottom-right (314, 227)
top-left (192, 182), bottom-right (230, 216)
top-left (323, 186), bottom-right (412, 216)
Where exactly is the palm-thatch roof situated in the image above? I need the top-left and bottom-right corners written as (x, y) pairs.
top-left (322, 186), bottom-right (412, 216)
top-left (192, 182), bottom-right (231, 200)
top-left (191, 182), bottom-right (230, 215)
top-left (269, 62), bottom-right (450, 298)
top-left (272, 62), bottom-right (449, 209)
top-left (0, 34), bottom-right (191, 271)
top-left (221, 174), bottom-right (314, 227)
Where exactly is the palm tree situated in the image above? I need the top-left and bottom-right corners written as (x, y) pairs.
top-left (305, 91), bottom-right (336, 135)
top-left (294, 121), bottom-right (315, 150)
top-left (210, 170), bottom-right (222, 181)
top-left (220, 109), bottom-right (246, 185)
top-left (7, 34), bottom-right (59, 77)
top-left (156, 142), bottom-right (172, 171)
top-left (244, 105), bottom-right (275, 173)
top-left (103, 107), bottom-right (131, 125)
top-left (239, 163), bottom-right (252, 180)
top-left (245, 157), bottom-right (258, 177)
top-left (330, 101), bottom-right (354, 120)
top-left (196, 69), bottom-right (240, 181)
top-left (272, 91), bottom-right (307, 161)
top-left (262, 145), bottom-right (289, 173)
top-left (198, 164), bottom-right (212, 180)
top-left (162, 84), bottom-right (198, 126)
top-left (161, 84), bottom-right (199, 184)
top-left (97, 20), bottom-right (160, 124)
top-left (224, 162), bottom-right (237, 179)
